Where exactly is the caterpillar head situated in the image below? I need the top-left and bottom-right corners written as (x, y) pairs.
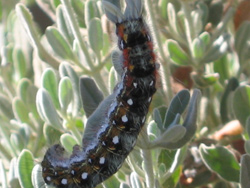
top-left (102, 0), bottom-right (151, 50)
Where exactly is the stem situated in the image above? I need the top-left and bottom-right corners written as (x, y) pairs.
top-left (141, 148), bottom-right (155, 188)
top-left (60, 0), bottom-right (109, 95)
top-left (145, 0), bottom-right (173, 103)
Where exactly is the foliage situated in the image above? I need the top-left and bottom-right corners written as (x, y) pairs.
top-left (0, 0), bottom-right (249, 188)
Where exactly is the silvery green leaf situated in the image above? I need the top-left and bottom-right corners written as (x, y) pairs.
top-left (71, 0), bottom-right (86, 28)
top-left (0, 160), bottom-right (8, 188)
top-left (85, 0), bottom-right (101, 26)
top-left (220, 77), bottom-right (239, 124)
top-left (79, 77), bottom-right (104, 117)
top-left (12, 97), bottom-right (29, 123)
top-left (0, 94), bottom-right (14, 119)
top-left (59, 63), bottom-right (81, 116)
top-left (88, 18), bottom-right (103, 58)
top-left (60, 133), bottom-right (78, 153)
top-left (167, 3), bottom-right (179, 34)
top-left (42, 68), bottom-right (60, 109)
top-left (150, 125), bottom-right (186, 149)
top-left (130, 172), bottom-right (143, 188)
top-left (163, 89), bottom-right (201, 149)
top-left (31, 164), bottom-right (44, 188)
top-left (45, 26), bottom-right (76, 61)
top-left (17, 150), bottom-right (34, 188)
top-left (235, 21), bottom-right (250, 65)
top-left (200, 144), bottom-right (240, 182)
top-left (102, 0), bottom-right (124, 23)
top-left (167, 40), bottom-right (190, 66)
top-left (153, 108), bottom-right (163, 130)
top-left (36, 88), bottom-right (62, 130)
top-left (43, 123), bottom-right (62, 145)
top-left (203, 34), bottom-right (229, 63)
top-left (13, 47), bottom-right (27, 80)
top-left (233, 85), bottom-right (250, 128)
top-left (164, 89), bottom-right (190, 129)
top-left (56, 5), bottom-right (74, 44)
top-left (124, 0), bottom-right (143, 19)
top-left (10, 133), bottom-right (24, 152)
top-left (241, 154), bottom-right (250, 188)
top-left (58, 77), bottom-right (73, 111)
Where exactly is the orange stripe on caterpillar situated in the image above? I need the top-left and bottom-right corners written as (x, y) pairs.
top-left (41, 0), bottom-right (158, 187)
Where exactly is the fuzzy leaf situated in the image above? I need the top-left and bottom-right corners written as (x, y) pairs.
top-left (60, 133), bottom-right (78, 153)
top-left (46, 26), bottom-right (76, 60)
top-left (163, 89), bottom-right (190, 129)
top-left (36, 88), bottom-right (62, 130)
top-left (17, 150), bottom-right (34, 188)
top-left (0, 160), bottom-right (8, 188)
top-left (58, 77), bottom-right (73, 111)
top-left (240, 154), bottom-right (250, 188)
top-left (130, 172), bottom-right (143, 188)
top-left (31, 164), bottom-right (44, 188)
top-left (43, 123), bottom-right (62, 145)
top-left (13, 48), bottom-right (27, 80)
top-left (233, 85), bottom-right (250, 128)
top-left (42, 68), bottom-right (60, 109)
top-left (167, 40), bottom-right (190, 66)
top-left (220, 77), bottom-right (239, 123)
top-left (200, 144), bottom-right (240, 182)
top-left (79, 77), bottom-right (104, 117)
top-left (88, 18), bottom-right (103, 57)
top-left (0, 94), bottom-right (14, 119)
top-left (12, 97), bottom-right (29, 123)
top-left (85, 0), bottom-right (100, 26)
top-left (235, 21), bottom-right (250, 65)
top-left (164, 89), bottom-right (201, 149)
top-left (59, 63), bottom-right (81, 116)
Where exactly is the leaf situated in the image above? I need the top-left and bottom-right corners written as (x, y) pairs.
top-left (42, 68), bottom-right (60, 109)
top-left (60, 133), bottom-right (78, 153)
top-left (240, 154), bottom-right (250, 188)
top-left (163, 89), bottom-right (201, 149)
top-left (88, 18), bottom-right (103, 57)
top-left (79, 77), bottom-right (104, 117)
top-left (0, 160), bottom-right (8, 188)
top-left (130, 172), bottom-right (143, 188)
top-left (85, 0), bottom-right (100, 26)
top-left (235, 21), bottom-right (250, 65)
top-left (167, 40), bottom-right (190, 66)
top-left (45, 26), bottom-right (76, 61)
top-left (199, 144), bottom-right (240, 182)
top-left (17, 150), bottom-right (34, 188)
top-left (36, 88), bottom-right (62, 130)
top-left (13, 48), bottom-right (27, 80)
top-left (233, 85), bottom-right (250, 128)
top-left (163, 89), bottom-right (190, 129)
top-left (12, 97), bottom-right (29, 123)
top-left (31, 164), bottom-right (44, 188)
top-left (220, 77), bottom-right (239, 123)
top-left (58, 77), bottom-right (73, 111)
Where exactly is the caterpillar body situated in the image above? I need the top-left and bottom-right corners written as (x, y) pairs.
top-left (41, 0), bottom-right (158, 187)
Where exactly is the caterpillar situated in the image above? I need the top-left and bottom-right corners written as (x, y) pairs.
top-left (41, 0), bottom-right (158, 187)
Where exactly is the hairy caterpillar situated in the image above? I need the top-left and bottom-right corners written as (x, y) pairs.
top-left (41, 0), bottom-right (158, 187)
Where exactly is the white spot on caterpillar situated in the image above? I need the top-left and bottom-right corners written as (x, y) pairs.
top-left (82, 172), bottom-right (88, 180)
top-left (127, 99), bottom-right (133, 105)
top-left (46, 176), bottom-right (51, 182)
top-left (55, 172), bottom-right (57, 175)
top-left (133, 82), bottom-right (138, 88)
top-left (99, 157), bottom-right (105, 164)
top-left (150, 80), bottom-right (154, 86)
top-left (88, 158), bottom-right (92, 163)
top-left (61, 178), bottom-right (67, 185)
top-left (148, 97), bottom-right (152, 102)
top-left (113, 136), bottom-right (119, 144)
top-left (122, 115), bottom-right (128, 122)
top-left (71, 170), bottom-right (75, 175)
top-left (142, 116), bottom-right (146, 123)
